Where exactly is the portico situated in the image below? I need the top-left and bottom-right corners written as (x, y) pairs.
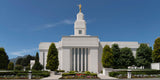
top-left (71, 48), bottom-right (88, 72)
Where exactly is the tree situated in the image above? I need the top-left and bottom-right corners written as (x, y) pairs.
top-left (46, 43), bottom-right (59, 71)
top-left (111, 44), bottom-right (121, 69)
top-left (102, 45), bottom-right (113, 68)
top-left (16, 58), bottom-right (23, 65)
top-left (152, 37), bottom-right (160, 62)
top-left (22, 55), bottom-right (35, 66)
top-left (32, 52), bottom-right (43, 70)
top-left (0, 48), bottom-right (9, 70)
top-left (136, 44), bottom-right (152, 68)
top-left (16, 55), bottom-right (35, 66)
top-left (21, 58), bottom-right (28, 66)
top-left (8, 62), bottom-right (14, 70)
top-left (119, 47), bottom-right (135, 68)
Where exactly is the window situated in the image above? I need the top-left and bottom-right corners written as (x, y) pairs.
top-left (83, 48), bottom-right (85, 71)
top-left (79, 30), bottom-right (82, 34)
top-left (72, 48), bottom-right (74, 71)
top-left (79, 48), bottom-right (81, 71)
top-left (86, 48), bottom-right (88, 71)
top-left (75, 48), bottom-right (78, 71)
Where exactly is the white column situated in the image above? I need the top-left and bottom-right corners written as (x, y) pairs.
top-left (81, 48), bottom-right (83, 72)
top-left (77, 48), bottom-right (79, 71)
top-left (85, 48), bottom-right (87, 71)
top-left (74, 48), bottom-right (76, 71)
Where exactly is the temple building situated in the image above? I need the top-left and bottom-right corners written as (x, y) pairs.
top-left (39, 5), bottom-right (145, 73)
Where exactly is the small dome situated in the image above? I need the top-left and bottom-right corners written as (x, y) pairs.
top-left (77, 12), bottom-right (84, 20)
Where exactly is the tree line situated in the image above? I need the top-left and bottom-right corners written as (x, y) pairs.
top-left (0, 43), bottom-right (58, 71)
top-left (102, 37), bottom-right (160, 69)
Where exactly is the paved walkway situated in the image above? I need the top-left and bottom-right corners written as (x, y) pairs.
top-left (41, 74), bottom-right (61, 79)
top-left (41, 72), bottom-right (62, 80)
top-left (98, 74), bottom-right (117, 79)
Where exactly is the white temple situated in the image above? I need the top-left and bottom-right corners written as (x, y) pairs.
top-left (39, 5), bottom-right (145, 73)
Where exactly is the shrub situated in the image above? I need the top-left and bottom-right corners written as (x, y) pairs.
top-left (109, 72), bottom-right (121, 77)
top-left (0, 72), bottom-right (16, 76)
top-left (8, 62), bottom-right (14, 70)
top-left (32, 72), bottom-right (50, 77)
top-left (84, 71), bottom-right (90, 74)
top-left (16, 73), bottom-right (28, 76)
top-left (57, 70), bottom-right (65, 72)
top-left (69, 71), bottom-right (76, 73)
top-left (0, 71), bottom-right (50, 78)
top-left (15, 65), bottom-right (23, 70)
top-left (62, 73), bottom-right (76, 76)
top-left (109, 70), bottom-right (160, 78)
top-left (26, 66), bottom-right (30, 70)
top-left (90, 73), bottom-right (97, 76)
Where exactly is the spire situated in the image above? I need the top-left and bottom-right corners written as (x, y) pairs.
top-left (74, 4), bottom-right (86, 36)
top-left (78, 4), bottom-right (82, 12)
top-left (77, 4), bottom-right (84, 20)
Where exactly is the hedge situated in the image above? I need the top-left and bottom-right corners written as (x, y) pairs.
top-left (62, 73), bottom-right (97, 77)
top-left (62, 73), bottom-right (76, 76)
top-left (57, 70), bottom-right (65, 72)
top-left (109, 71), bottom-right (126, 77)
top-left (16, 73), bottom-right (28, 76)
top-left (32, 72), bottom-right (50, 77)
top-left (109, 70), bottom-right (160, 77)
top-left (0, 72), bottom-right (16, 76)
top-left (0, 71), bottom-right (50, 77)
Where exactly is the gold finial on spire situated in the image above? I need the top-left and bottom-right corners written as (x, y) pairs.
top-left (78, 4), bottom-right (82, 12)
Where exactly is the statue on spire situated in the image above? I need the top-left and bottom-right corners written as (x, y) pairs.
top-left (78, 4), bottom-right (82, 12)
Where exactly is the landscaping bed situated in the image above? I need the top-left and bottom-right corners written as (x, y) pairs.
top-left (0, 70), bottom-right (50, 79)
top-left (109, 69), bottom-right (160, 79)
top-left (60, 71), bottom-right (99, 79)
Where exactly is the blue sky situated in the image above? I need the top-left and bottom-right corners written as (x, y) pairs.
top-left (0, 0), bottom-right (160, 59)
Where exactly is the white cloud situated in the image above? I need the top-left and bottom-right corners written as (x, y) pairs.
top-left (62, 19), bottom-right (74, 24)
top-left (44, 19), bottom-right (74, 28)
top-left (11, 48), bottom-right (38, 56)
top-left (34, 19), bottom-right (94, 31)
top-left (34, 19), bottom-right (74, 31)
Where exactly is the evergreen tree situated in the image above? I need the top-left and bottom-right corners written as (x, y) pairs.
top-left (111, 44), bottom-right (121, 69)
top-left (32, 52), bottom-right (43, 70)
top-left (21, 58), bottom-right (28, 66)
top-left (16, 55), bottom-right (35, 66)
top-left (102, 45), bottom-right (113, 68)
top-left (0, 48), bottom-right (9, 70)
top-left (22, 55), bottom-right (35, 66)
top-left (136, 43), bottom-right (152, 68)
top-left (46, 43), bottom-right (59, 71)
top-left (119, 47), bottom-right (135, 68)
top-left (8, 62), bottom-right (14, 70)
top-left (16, 58), bottom-right (23, 65)
top-left (152, 37), bottom-right (160, 62)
